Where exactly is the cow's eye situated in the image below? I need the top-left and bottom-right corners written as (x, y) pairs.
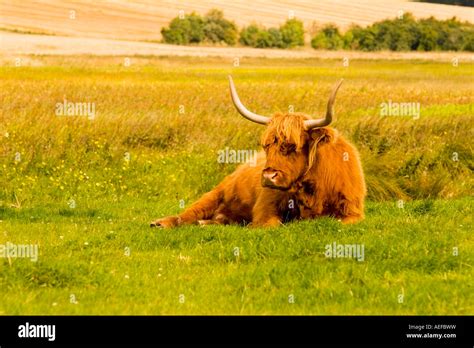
top-left (280, 143), bottom-right (296, 154)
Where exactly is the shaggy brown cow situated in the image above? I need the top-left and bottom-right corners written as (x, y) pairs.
top-left (150, 76), bottom-right (366, 228)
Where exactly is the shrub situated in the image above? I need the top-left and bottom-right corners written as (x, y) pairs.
top-left (417, 18), bottom-right (440, 51)
top-left (203, 9), bottom-right (238, 45)
top-left (161, 9), bottom-right (237, 46)
top-left (342, 25), bottom-right (363, 50)
top-left (161, 12), bottom-right (204, 45)
top-left (240, 25), bottom-right (285, 48)
top-left (347, 13), bottom-right (420, 51)
top-left (267, 27), bottom-right (284, 48)
top-left (240, 19), bottom-right (303, 49)
top-left (438, 17), bottom-right (474, 51)
top-left (255, 30), bottom-right (274, 48)
top-left (326, 13), bottom-right (474, 52)
top-left (239, 25), bottom-right (262, 47)
top-left (380, 14), bottom-right (420, 51)
top-left (353, 26), bottom-right (378, 51)
top-left (311, 24), bottom-right (343, 50)
top-left (280, 19), bottom-right (305, 48)
top-left (462, 35), bottom-right (474, 51)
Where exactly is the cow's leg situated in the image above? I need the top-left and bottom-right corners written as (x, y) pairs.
top-left (250, 190), bottom-right (283, 228)
top-left (341, 215), bottom-right (363, 224)
top-left (197, 219), bottom-right (220, 226)
top-left (251, 216), bottom-right (281, 228)
top-left (338, 196), bottom-right (364, 224)
top-left (150, 215), bottom-right (181, 228)
top-left (197, 212), bottom-right (232, 226)
top-left (150, 184), bottom-right (224, 228)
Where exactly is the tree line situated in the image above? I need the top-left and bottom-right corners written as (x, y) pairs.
top-left (161, 10), bottom-right (474, 51)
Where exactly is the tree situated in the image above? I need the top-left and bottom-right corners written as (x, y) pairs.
top-left (311, 24), bottom-right (343, 50)
top-left (203, 9), bottom-right (238, 45)
top-left (239, 25), bottom-right (262, 47)
top-left (161, 13), bottom-right (204, 45)
top-left (280, 19), bottom-right (305, 48)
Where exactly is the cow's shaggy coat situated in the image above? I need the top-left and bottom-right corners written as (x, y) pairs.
top-left (151, 78), bottom-right (366, 228)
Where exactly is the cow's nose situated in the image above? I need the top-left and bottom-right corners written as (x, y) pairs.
top-left (263, 171), bottom-right (279, 183)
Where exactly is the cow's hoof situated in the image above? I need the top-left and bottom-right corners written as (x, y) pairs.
top-left (150, 216), bottom-right (181, 228)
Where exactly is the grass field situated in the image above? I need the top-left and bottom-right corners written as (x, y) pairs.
top-left (0, 56), bottom-right (473, 314)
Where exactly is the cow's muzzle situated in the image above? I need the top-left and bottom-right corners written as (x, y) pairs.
top-left (261, 169), bottom-right (288, 190)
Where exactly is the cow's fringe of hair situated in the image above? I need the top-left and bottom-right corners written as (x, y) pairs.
top-left (262, 113), bottom-right (333, 174)
top-left (261, 113), bottom-right (309, 150)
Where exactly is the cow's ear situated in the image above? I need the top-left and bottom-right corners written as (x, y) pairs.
top-left (309, 128), bottom-right (335, 145)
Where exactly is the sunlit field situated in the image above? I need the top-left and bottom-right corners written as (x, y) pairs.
top-left (0, 56), bottom-right (472, 314)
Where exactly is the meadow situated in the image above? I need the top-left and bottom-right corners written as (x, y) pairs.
top-left (0, 55), bottom-right (472, 314)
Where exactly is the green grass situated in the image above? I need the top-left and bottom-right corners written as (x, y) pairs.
top-left (0, 56), bottom-right (473, 314)
top-left (0, 197), bottom-right (472, 315)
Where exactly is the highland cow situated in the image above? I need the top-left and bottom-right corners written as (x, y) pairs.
top-left (150, 76), bottom-right (366, 228)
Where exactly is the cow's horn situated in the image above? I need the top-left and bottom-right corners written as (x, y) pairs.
top-left (229, 75), bottom-right (270, 125)
top-left (304, 79), bottom-right (344, 130)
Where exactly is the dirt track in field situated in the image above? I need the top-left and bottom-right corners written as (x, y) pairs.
top-left (1, 31), bottom-right (473, 63)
